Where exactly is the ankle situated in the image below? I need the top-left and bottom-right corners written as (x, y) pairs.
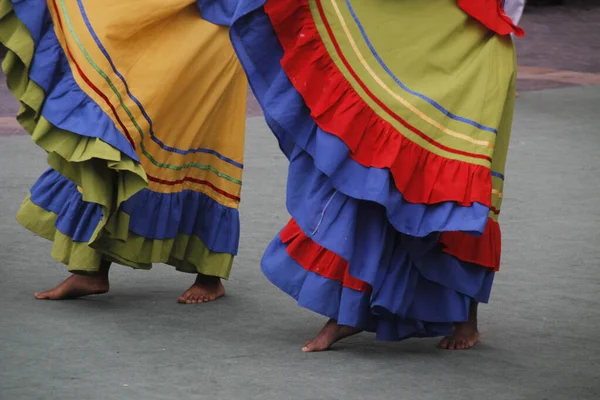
top-left (195, 273), bottom-right (220, 285)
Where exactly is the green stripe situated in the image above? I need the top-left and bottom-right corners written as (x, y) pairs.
top-left (58, 0), bottom-right (242, 186)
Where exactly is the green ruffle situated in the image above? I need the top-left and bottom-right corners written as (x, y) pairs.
top-left (2, 1), bottom-right (234, 279)
top-left (17, 198), bottom-right (234, 278)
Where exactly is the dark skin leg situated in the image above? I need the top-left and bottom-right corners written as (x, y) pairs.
top-left (34, 260), bottom-right (111, 300)
top-left (177, 273), bottom-right (225, 304)
top-left (438, 301), bottom-right (480, 350)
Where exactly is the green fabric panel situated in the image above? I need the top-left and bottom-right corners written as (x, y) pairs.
top-left (97, 211), bottom-right (234, 278)
top-left (309, 0), bottom-right (515, 165)
top-left (489, 68), bottom-right (517, 219)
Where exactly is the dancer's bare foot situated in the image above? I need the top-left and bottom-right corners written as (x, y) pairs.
top-left (438, 301), bottom-right (480, 350)
top-left (177, 273), bottom-right (225, 304)
top-left (34, 262), bottom-right (110, 300)
top-left (302, 319), bottom-right (362, 352)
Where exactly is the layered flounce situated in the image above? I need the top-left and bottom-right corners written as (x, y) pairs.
top-left (18, 169), bottom-right (235, 276)
top-left (2, 0), bottom-right (238, 276)
top-left (214, 0), bottom-right (501, 265)
top-left (263, 217), bottom-right (494, 340)
top-left (196, 0), bottom-right (510, 338)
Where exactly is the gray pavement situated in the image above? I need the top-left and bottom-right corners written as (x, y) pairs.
top-left (1, 84), bottom-right (600, 400)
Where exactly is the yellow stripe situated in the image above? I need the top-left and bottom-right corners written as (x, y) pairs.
top-left (327, 0), bottom-right (493, 149)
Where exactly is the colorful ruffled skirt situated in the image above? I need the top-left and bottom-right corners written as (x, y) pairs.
top-left (1, 0), bottom-right (247, 277)
top-left (198, 0), bottom-right (517, 339)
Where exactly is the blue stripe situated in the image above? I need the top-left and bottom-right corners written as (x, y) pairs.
top-left (344, 0), bottom-right (498, 134)
top-left (491, 171), bottom-right (505, 180)
top-left (75, 0), bottom-right (244, 169)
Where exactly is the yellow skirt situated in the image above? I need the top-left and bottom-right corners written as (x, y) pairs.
top-left (0, 0), bottom-right (247, 277)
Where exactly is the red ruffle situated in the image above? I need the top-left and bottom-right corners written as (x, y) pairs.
top-left (439, 218), bottom-right (501, 271)
top-left (458, 0), bottom-right (525, 37)
top-left (280, 219), bottom-right (372, 293)
top-left (282, 216), bottom-right (501, 285)
top-left (265, 0), bottom-right (494, 208)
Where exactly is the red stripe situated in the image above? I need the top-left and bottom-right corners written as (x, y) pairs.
top-left (314, 0), bottom-right (491, 163)
top-left (147, 175), bottom-right (241, 202)
top-left (50, 0), bottom-right (135, 149)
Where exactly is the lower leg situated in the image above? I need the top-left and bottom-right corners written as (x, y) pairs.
top-left (177, 273), bottom-right (225, 304)
top-left (438, 300), bottom-right (480, 350)
top-left (34, 260), bottom-right (111, 300)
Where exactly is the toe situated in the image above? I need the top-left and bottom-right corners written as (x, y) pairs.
top-left (179, 291), bottom-right (192, 302)
top-left (438, 338), bottom-right (450, 349)
top-left (34, 291), bottom-right (52, 300)
top-left (302, 340), bottom-right (328, 353)
top-left (302, 341), bottom-right (317, 352)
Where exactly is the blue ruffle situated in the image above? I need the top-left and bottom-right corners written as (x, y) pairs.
top-left (215, 1), bottom-right (489, 238)
top-left (262, 232), bottom-right (493, 340)
top-left (121, 188), bottom-right (240, 254)
top-left (210, 0), bottom-right (497, 338)
top-left (195, 0), bottom-right (239, 26)
top-left (29, 168), bottom-right (102, 242)
top-left (13, 0), bottom-right (138, 162)
top-left (28, 169), bottom-right (240, 254)
top-left (260, 147), bottom-right (495, 337)
top-left (261, 156), bottom-right (495, 337)
top-left (286, 146), bottom-right (494, 282)
top-left (282, 146), bottom-right (495, 295)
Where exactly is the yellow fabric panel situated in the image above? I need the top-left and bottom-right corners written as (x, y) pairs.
top-left (49, 0), bottom-right (246, 207)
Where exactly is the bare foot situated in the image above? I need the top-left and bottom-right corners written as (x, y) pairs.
top-left (177, 273), bottom-right (225, 304)
top-left (302, 319), bottom-right (362, 352)
top-left (438, 301), bottom-right (480, 350)
top-left (34, 273), bottom-right (109, 300)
